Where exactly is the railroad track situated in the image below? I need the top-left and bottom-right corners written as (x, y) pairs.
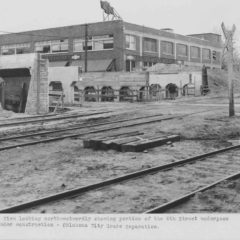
top-left (0, 109), bottom-right (214, 152)
top-left (0, 113), bottom-right (174, 151)
top-left (0, 111), bottom-right (112, 128)
top-left (144, 171), bottom-right (240, 213)
top-left (1, 144), bottom-right (240, 213)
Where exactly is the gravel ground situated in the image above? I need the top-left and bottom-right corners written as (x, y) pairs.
top-left (1, 96), bottom-right (240, 213)
top-left (166, 178), bottom-right (240, 213)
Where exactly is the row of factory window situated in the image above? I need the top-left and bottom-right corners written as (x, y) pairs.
top-left (0, 35), bottom-right (114, 55)
top-left (125, 35), bottom-right (219, 60)
top-left (0, 34), bottom-right (219, 61)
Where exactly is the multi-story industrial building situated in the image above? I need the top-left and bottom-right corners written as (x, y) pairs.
top-left (0, 20), bottom-right (222, 72)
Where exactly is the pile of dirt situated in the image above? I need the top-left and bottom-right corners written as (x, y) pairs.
top-left (207, 69), bottom-right (240, 95)
top-left (0, 108), bottom-right (20, 119)
top-left (147, 63), bottom-right (202, 73)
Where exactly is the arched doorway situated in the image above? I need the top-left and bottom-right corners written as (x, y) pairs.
top-left (166, 83), bottom-right (178, 99)
top-left (119, 86), bottom-right (133, 102)
top-left (84, 86), bottom-right (96, 102)
top-left (101, 86), bottom-right (114, 102)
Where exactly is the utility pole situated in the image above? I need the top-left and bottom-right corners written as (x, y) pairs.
top-left (221, 22), bottom-right (236, 117)
top-left (84, 24), bottom-right (88, 73)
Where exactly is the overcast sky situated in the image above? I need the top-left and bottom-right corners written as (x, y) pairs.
top-left (1, 0), bottom-right (240, 45)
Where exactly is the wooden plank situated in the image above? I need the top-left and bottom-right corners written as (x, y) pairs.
top-left (121, 135), bottom-right (180, 152)
top-left (83, 131), bottom-right (142, 149)
top-left (100, 135), bottom-right (144, 151)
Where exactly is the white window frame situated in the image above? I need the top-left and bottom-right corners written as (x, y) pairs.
top-left (73, 35), bottom-right (114, 52)
top-left (1, 43), bottom-right (31, 55)
top-left (125, 35), bottom-right (136, 51)
top-left (34, 39), bottom-right (69, 54)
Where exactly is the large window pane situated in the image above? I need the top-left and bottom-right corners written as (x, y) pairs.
top-left (144, 38), bottom-right (157, 52)
top-left (191, 46), bottom-right (200, 58)
top-left (34, 40), bottom-right (68, 53)
top-left (177, 44), bottom-right (188, 56)
top-left (125, 35), bottom-right (136, 50)
top-left (74, 35), bottom-right (113, 52)
top-left (73, 41), bottom-right (84, 52)
top-left (162, 41), bottom-right (174, 55)
top-left (1, 43), bottom-right (31, 55)
top-left (103, 40), bottom-right (113, 49)
top-left (202, 48), bottom-right (211, 60)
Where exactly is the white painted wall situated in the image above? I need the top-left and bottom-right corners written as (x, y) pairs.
top-left (149, 71), bottom-right (202, 96)
top-left (0, 53), bottom-right (36, 69)
top-left (48, 67), bottom-right (79, 104)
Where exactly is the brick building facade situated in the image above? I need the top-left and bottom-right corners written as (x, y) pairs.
top-left (0, 20), bottom-right (222, 72)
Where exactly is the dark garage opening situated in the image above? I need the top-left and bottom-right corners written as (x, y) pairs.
top-left (0, 68), bottom-right (31, 113)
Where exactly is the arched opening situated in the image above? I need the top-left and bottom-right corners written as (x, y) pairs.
top-left (150, 84), bottom-right (161, 99)
top-left (84, 86), bottom-right (96, 102)
top-left (166, 83), bottom-right (178, 99)
top-left (0, 68), bottom-right (30, 113)
top-left (49, 81), bottom-right (63, 91)
top-left (119, 86), bottom-right (133, 102)
top-left (101, 86), bottom-right (114, 102)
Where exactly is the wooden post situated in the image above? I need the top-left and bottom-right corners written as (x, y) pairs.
top-left (221, 22), bottom-right (236, 117)
top-left (36, 53), bottom-right (41, 114)
top-left (1, 82), bottom-right (5, 109)
top-left (84, 24), bottom-right (88, 73)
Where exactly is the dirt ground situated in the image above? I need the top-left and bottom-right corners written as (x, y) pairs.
top-left (1, 95), bottom-right (240, 213)
top-left (166, 178), bottom-right (240, 213)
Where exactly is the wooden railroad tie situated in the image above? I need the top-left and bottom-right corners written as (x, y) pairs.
top-left (83, 132), bottom-right (180, 152)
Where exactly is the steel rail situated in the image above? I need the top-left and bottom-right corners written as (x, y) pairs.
top-left (0, 111), bottom-right (111, 128)
top-left (0, 109), bottom-right (212, 142)
top-left (0, 115), bottom-right (174, 151)
top-left (144, 170), bottom-right (240, 214)
top-left (0, 113), bottom-right (165, 142)
top-left (0, 113), bottom-right (57, 122)
top-left (1, 144), bottom-right (240, 213)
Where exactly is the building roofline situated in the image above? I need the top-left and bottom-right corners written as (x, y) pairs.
top-left (123, 21), bottom-right (221, 47)
top-left (187, 33), bottom-right (222, 36)
top-left (0, 20), bottom-right (124, 37)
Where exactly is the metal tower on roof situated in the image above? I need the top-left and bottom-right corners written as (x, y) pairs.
top-left (100, 1), bottom-right (122, 21)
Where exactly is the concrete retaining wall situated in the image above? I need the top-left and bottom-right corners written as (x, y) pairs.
top-left (0, 53), bottom-right (49, 114)
top-left (149, 71), bottom-right (202, 97)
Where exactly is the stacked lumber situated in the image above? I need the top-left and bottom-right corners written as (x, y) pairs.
top-left (83, 131), bottom-right (180, 152)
